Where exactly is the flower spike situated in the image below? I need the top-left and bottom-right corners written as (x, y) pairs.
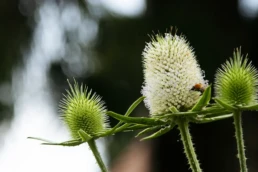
top-left (142, 33), bottom-right (207, 115)
top-left (215, 48), bottom-right (258, 106)
top-left (60, 79), bottom-right (109, 139)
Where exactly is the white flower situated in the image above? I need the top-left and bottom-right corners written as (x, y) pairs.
top-left (141, 33), bottom-right (207, 115)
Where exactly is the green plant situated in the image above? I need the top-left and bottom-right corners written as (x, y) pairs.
top-left (29, 32), bottom-right (258, 172)
top-left (214, 49), bottom-right (258, 172)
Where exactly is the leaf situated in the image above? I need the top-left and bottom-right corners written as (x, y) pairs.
top-left (113, 123), bottom-right (131, 133)
top-left (191, 85), bottom-right (211, 111)
top-left (199, 106), bottom-right (228, 115)
top-left (214, 98), bottom-right (237, 111)
top-left (200, 109), bottom-right (231, 117)
top-left (157, 106), bottom-right (229, 119)
top-left (126, 124), bottom-right (151, 130)
top-left (107, 111), bottom-right (166, 125)
top-left (169, 106), bottom-right (179, 113)
top-left (27, 137), bottom-right (53, 143)
top-left (111, 96), bottom-right (145, 130)
top-left (135, 126), bottom-right (161, 138)
top-left (28, 136), bottom-right (83, 147)
top-left (78, 129), bottom-right (93, 142)
top-left (125, 96), bottom-right (145, 117)
top-left (42, 139), bottom-right (83, 146)
top-left (191, 114), bottom-right (233, 124)
top-left (158, 111), bottom-right (198, 118)
top-left (140, 123), bottom-right (176, 141)
top-left (236, 104), bottom-right (258, 111)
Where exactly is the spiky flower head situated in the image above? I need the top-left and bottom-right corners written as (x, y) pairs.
top-left (142, 33), bottom-right (207, 115)
top-left (60, 80), bottom-right (109, 139)
top-left (214, 48), bottom-right (258, 105)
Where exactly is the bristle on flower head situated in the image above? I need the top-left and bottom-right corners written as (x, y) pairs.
top-left (215, 48), bottom-right (258, 105)
top-left (141, 33), bottom-right (207, 115)
top-left (60, 80), bottom-right (109, 139)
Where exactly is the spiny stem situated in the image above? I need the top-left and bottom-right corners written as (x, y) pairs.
top-left (87, 140), bottom-right (108, 172)
top-left (177, 119), bottom-right (202, 172)
top-left (233, 111), bottom-right (248, 172)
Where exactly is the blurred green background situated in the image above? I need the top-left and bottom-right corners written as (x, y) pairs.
top-left (0, 0), bottom-right (258, 171)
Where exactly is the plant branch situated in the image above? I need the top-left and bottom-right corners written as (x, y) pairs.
top-left (177, 119), bottom-right (202, 172)
top-left (88, 140), bottom-right (108, 172)
top-left (233, 111), bottom-right (248, 172)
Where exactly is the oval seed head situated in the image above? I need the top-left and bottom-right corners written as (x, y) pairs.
top-left (214, 48), bottom-right (258, 105)
top-left (60, 80), bottom-right (109, 139)
top-left (141, 33), bottom-right (207, 115)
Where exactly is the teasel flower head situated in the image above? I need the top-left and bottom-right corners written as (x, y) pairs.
top-left (214, 48), bottom-right (258, 106)
top-left (60, 80), bottom-right (109, 139)
top-left (141, 33), bottom-right (207, 115)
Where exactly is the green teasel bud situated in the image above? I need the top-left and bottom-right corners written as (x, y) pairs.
top-left (214, 48), bottom-right (258, 105)
top-left (60, 80), bottom-right (109, 139)
top-left (141, 33), bottom-right (207, 115)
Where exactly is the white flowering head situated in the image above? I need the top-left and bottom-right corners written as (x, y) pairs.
top-left (141, 33), bottom-right (207, 115)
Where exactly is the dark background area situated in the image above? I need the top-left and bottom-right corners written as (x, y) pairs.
top-left (1, 0), bottom-right (258, 171)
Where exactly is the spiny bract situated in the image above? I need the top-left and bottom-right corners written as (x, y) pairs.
top-left (141, 33), bottom-right (207, 115)
top-left (215, 49), bottom-right (258, 105)
top-left (60, 80), bottom-right (109, 139)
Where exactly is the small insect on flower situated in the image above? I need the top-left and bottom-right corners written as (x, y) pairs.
top-left (191, 83), bottom-right (206, 93)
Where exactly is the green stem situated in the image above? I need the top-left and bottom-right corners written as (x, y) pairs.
top-left (177, 119), bottom-right (202, 172)
top-left (87, 140), bottom-right (108, 172)
top-left (233, 111), bottom-right (248, 172)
